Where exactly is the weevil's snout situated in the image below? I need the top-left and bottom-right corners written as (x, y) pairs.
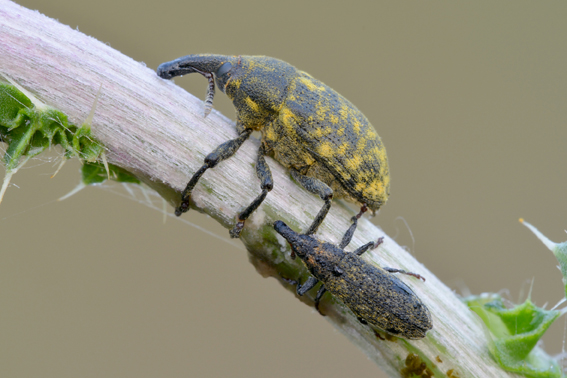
top-left (157, 55), bottom-right (231, 80)
top-left (273, 221), bottom-right (318, 258)
top-left (157, 60), bottom-right (201, 80)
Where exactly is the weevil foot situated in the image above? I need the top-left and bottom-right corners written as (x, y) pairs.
top-left (175, 200), bottom-right (190, 216)
top-left (280, 277), bottom-right (299, 287)
top-left (409, 273), bottom-right (426, 282)
top-left (229, 220), bottom-right (245, 238)
top-left (356, 203), bottom-right (368, 219)
top-left (372, 236), bottom-right (385, 250)
top-left (383, 267), bottom-right (426, 281)
top-left (374, 330), bottom-right (386, 340)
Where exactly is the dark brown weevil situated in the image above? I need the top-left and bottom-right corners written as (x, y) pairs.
top-left (274, 220), bottom-right (432, 339)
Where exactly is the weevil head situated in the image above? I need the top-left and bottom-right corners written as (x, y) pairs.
top-left (273, 221), bottom-right (318, 260)
top-left (156, 54), bottom-right (238, 91)
top-left (273, 221), bottom-right (345, 280)
top-left (157, 55), bottom-right (298, 129)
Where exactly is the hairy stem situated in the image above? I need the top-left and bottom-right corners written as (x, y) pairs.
top-left (0, 1), bottom-right (521, 377)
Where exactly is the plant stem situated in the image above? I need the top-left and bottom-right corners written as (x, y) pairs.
top-left (0, 1), bottom-right (522, 376)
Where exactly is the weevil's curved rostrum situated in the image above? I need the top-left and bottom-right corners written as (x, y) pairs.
top-left (157, 55), bottom-right (389, 239)
top-left (273, 220), bottom-right (432, 340)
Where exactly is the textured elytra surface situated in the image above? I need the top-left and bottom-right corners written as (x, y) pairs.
top-left (271, 71), bottom-right (389, 209)
top-left (327, 254), bottom-right (431, 339)
top-left (224, 55), bottom-right (390, 211)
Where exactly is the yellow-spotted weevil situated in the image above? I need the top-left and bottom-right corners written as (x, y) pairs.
top-left (274, 220), bottom-right (432, 339)
top-left (157, 55), bottom-right (389, 238)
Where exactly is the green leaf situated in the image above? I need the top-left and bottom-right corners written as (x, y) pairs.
top-left (464, 294), bottom-right (562, 378)
top-left (521, 219), bottom-right (567, 298)
top-left (0, 83), bottom-right (107, 169)
top-left (0, 82), bottom-right (140, 204)
top-left (0, 83), bottom-right (32, 128)
top-left (81, 162), bottom-right (140, 185)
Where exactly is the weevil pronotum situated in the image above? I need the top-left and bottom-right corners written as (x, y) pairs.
top-left (274, 220), bottom-right (432, 339)
top-left (157, 55), bottom-right (389, 238)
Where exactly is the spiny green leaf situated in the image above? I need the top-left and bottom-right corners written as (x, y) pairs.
top-left (0, 83), bottom-right (141, 204)
top-left (521, 219), bottom-right (567, 298)
top-left (0, 82), bottom-right (108, 169)
top-left (82, 162), bottom-right (140, 186)
top-left (0, 83), bottom-right (32, 128)
top-left (464, 294), bottom-right (562, 378)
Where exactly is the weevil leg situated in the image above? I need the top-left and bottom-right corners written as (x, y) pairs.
top-left (339, 204), bottom-right (369, 249)
top-left (374, 330), bottom-right (386, 340)
top-left (383, 267), bottom-right (426, 281)
top-left (230, 144), bottom-right (274, 238)
top-left (339, 215), bottom-right (359, 249)
top-left (281, 277), bottom-right (298, 286)
top-left (352, 241), bottom-right (375, 256)
top-left (314, 285), bottom-right (328, 315)
top-left (290, 169), bottom-right (333, 235)
top-left (351, 237), bottom-right (425, 280)
top-left (175, 128), bottom-right (253, 216)
top-left (297, 277), bottom-right (328, 315)
top-left (353, 236), bottom-right (384, 256)
top-left (297, 276), bottom-right (319, 296)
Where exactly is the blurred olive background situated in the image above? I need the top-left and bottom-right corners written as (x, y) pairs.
top-left (2, 1), bottom-right (567, 377)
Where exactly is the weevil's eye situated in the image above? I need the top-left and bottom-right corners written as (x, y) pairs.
top-left (216, 62), bottom-right (232, 77)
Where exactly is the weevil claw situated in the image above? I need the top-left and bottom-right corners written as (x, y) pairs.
top-left (175, 200), bottom-right (190, 216)
top-left (229, 221), bottom-right (245, 238)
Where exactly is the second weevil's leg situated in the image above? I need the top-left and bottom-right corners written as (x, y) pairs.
top-left (175, 128), bottom-right (253, 216)
top-left (229, 144), bottom-right (274, 238)
top-left (297, 276), bottom-right (329, 315)
top-left (290, 169), bottom-right (333, 235)
top-left (383, 267), bottom-right (426, 281)
top-left (339, 204), bottom-right (369, 249)
top-left (313, 285), bottom-right (328, 314)
top-left (352, 236), bottom-right (384, 256)
top-left (354, 237), bottom-right (426, 281)
top-left (297, 276), bottom-right (319, 296)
